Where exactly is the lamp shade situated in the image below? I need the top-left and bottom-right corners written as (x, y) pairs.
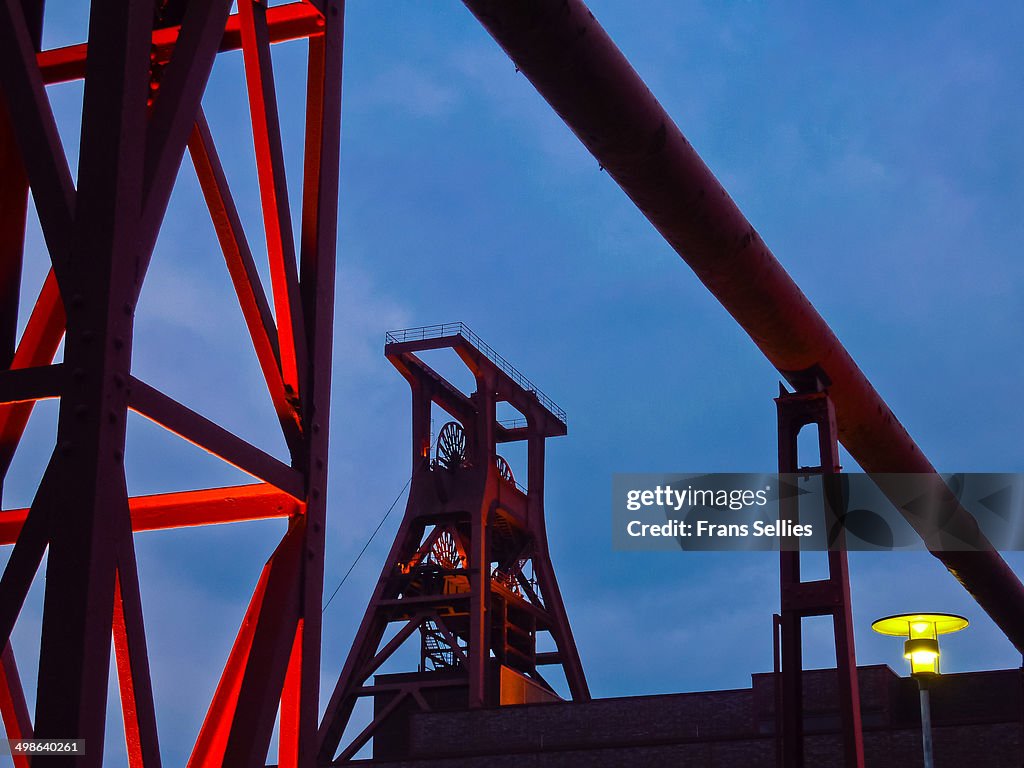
top-left (871, 613), bottom-right (968, 678)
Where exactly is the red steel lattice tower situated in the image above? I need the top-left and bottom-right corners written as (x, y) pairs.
top-left (318, 324), bottom-right (589, 763)
top-left (0, 0), bottom-right (343, 765)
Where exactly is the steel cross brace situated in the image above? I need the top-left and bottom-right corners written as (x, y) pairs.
top-left (0, 1), bottom-right (344, 765)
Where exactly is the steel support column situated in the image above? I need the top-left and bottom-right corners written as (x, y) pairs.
top-left (775, 384), bottom-right (864, 768)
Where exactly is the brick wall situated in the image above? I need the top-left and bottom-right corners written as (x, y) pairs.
top-left (360, 665), bottom-right (1024, 767)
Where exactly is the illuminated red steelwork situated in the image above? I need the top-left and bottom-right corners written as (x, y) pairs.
top-left (0, 1), bottom-right (342, 765)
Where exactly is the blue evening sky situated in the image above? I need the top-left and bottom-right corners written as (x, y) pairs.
top-left (4, 1), bottom-right (1024, 764)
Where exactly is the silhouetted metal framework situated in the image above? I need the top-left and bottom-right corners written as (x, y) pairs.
top-left (318, 325), bottom-right (589, 763)
top-left (774, 381), bottom-right (864, 768)
top-left (0, 0), bottom-right (342, 765)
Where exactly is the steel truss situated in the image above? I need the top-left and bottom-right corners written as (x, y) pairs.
top-left (317, 329), bottom-right (589, 763)
top-left (0, 1), bottom-right (342, 765)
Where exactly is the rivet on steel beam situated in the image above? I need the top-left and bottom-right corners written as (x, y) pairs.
top-left (113, 374), bottom-right (125, 387)
top-left (59, 441), bottom-right (73, 454)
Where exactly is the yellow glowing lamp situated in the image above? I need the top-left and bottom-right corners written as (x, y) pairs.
top-left (871, 613), bottom-right (968, 677)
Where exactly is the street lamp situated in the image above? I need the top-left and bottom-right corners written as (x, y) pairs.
top-left (871, 612), bottom-right (969, 768)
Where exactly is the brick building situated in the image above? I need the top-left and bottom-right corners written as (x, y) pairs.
top-left (363, 665), bottom-right (1023, 767)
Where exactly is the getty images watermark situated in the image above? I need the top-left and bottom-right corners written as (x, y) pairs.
top-left (612, 473), bottom-right (1024, 552)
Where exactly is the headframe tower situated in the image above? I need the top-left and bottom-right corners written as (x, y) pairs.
top-left (318, 323), bottom-right (589, 762)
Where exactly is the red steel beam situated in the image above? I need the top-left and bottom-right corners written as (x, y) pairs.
top-left (278, 620), bottom-right (304, 768)
top-left (27, 0), bottom-right (154, 753)
top-left (188, 522), bottom-right (303, 768)
top-left (0, 642), bottom-right (32, 768)
top-left (0, 364), bottom-right (62, 405)
top-left (0, 468), bottom-right (51, 665)
top-left (0, 0), bottom-right (34, 380)
top-left (0, 483), bottom-right (299, 545)
top-left (187, 112), bottom-right (303, 455)
top-left (222, 522), bottom-right (303, 766)
top-left (294, 5), bottom-right (343, 762)
top-left (127, 376), bottom-right (305, 499)
top-left (460, 0), bottom-right (1024, 652)
top-left (112, 565), bottom-right (161, 768)
top-left (140, 0), bottom-right (235, 270)
top-left (0, 270), bottom-right (66, 479)
top-left (36, 2), bottom-right (323, 86)
top-left (127, 483), bottom-right (299, 529)
top-left (0, 0), bottom-right (75, 286)
top-left (188, 558), bottom-right (272, 768)
top-left (239, 0), bottom-right (308, 404)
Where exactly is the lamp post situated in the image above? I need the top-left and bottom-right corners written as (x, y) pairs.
top-left (871, 613), bottom-right (969, 768)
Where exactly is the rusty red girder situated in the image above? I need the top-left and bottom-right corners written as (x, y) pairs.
top-left (0, 1), bottom-right (342, 766)
top-left (36, 2), bottom-right (324, 86)
top-left (460, 0), bottom-right (1024, 653)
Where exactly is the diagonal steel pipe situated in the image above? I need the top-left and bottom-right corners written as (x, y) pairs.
top-left (460, 0), bottom-right (1024, 652)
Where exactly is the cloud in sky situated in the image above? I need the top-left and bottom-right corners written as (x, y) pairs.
top-left (4, 0), bottom-right (1024, 762)
top-left (356, 64), bottom-right (461, 118)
